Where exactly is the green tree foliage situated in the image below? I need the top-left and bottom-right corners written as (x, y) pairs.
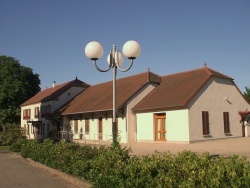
top-left (244, 87), bottom-right (250, 102)
top-left (0, 56), bottom-right (41, 126)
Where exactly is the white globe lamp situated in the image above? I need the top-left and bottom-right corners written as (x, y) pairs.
top-left (85, 41), bottom-right (104, 60)
top-left (122, 40), bottom-right (141, 59)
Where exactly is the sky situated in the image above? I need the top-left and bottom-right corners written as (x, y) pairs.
top-left (0, 0), bottom-right (249, 92)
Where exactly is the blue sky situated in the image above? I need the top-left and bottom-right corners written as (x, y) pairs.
top-left (0, 0), bottom-right (249, 92)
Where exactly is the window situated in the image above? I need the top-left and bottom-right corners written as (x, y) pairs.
top-left (223, 112), bottom-right (230, 134)
top-left (85, 118), bottom-right (90, 133)
top-left (41, 105), bottom-right (52, 118)
top-left (202, 111), bottom-right (210, 135)
top-left (23, 109), bottom-right (31, 120)
top-left (34, 107), bottom-right (39, 118)
top-left (74, 120), bottom-right (78, 134)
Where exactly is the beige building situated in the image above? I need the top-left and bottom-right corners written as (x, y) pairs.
top-left (61, 65), bottom-right (250, 143)
top-left (21, 65), bottom-right (250, 143)
top-left (20, 79), bottom-right (89, 139)
top-left (133, 66), bottom-right (250, 143)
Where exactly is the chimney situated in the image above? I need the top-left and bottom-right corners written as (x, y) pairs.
top-left (52, 81), bottom-right (56, 88)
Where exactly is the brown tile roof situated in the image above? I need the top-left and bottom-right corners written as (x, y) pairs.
top-left (132, 65), bottom-right (233, 112)
top-left (61, 71), bottom-right (161, 115)
top-left (20, 79), bottom-right (90, 107)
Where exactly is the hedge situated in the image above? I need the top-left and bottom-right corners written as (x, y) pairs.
top-left (11, 139), bottom-right (250, 188)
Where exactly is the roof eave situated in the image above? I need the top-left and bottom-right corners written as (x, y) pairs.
top-left (62, 108), bottom-right (113, 116)
top-left (132, 105), bottom-right (186, 114)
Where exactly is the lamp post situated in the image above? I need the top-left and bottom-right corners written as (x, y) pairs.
top-left (85, 40), bottom-right (141, 146)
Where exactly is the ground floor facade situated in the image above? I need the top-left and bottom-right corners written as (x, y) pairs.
top-left (61, 113), bottom-right (127, 143)
top-left (22, 108), bottom-right (249, 144)
top-left (60, 108), bottom-right (249, 144)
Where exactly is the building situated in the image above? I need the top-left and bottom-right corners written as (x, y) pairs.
top-left (60, 65), bottom-right (250, 143)
top-left (21, 65), bottom-right (250, 143)
top-left (20, 78), bottom-right (89, 139)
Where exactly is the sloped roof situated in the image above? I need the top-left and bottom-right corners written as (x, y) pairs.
top-left (61, 71), bottom-right (161, 115)
top-left (20, 79), bottom-right (90, 107)
top-left (132, 65), bottom-right (233, 112)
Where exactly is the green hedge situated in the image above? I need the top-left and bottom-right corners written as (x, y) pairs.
top-left (0, 123), bottom-right (26, 146)
top-left (13, 139), bottom-right (250, 188)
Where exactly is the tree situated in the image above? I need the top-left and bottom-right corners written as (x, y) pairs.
top-left (0, 56), bottom-right (41, 126)
top-left (243, 87), bottom-right (250, 102)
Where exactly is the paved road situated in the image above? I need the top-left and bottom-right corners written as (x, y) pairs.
top-left (0, 150), bottom-right (76, 188)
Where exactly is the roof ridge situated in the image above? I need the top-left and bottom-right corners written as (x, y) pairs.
top-left (161, 65), bottom-right (232, 80)
top-left (91, 71), bottom-right (153, 87)
top-left (44, 80), bottom-right (70, 90)
top-left (21, 78), bottom-right (89, 106)
top-left (161, 67), bottom-right (205, 78)
top-left (206, 67), bottom-right (232, 79)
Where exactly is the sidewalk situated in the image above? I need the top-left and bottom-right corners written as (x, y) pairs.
top-left (0, 150), bottom-right (83, 188)
top-left (123, 137), bottom-right (250, 160)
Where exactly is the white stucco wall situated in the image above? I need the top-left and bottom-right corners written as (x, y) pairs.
top-left (166, 109), bottom-right (189, 143)
top-left (117, 118), bottom-right (127, 143)
top-left (188, 77), bottom-right (250, 142)
top-left (53, 86), bottom-right (85, 111)
top-left (126, 83), bottom-right (158, 143)
top-left (136, 109), bottom-right (189, 143)
top-left (136, 113), bottom-right (154, 141)
top-left (21, 103), bottom-right (50, 139)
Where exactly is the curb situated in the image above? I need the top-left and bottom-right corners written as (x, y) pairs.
top-left (26, 158), bottom-right (92, 188)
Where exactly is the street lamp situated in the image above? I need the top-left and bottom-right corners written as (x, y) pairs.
top-left (85, 40), bottom-right (141, 146)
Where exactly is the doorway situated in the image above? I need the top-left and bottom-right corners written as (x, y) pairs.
top-left (154, 113), bottom-right (166, 141)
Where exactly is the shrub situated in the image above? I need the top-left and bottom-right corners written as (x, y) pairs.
top-left (10, 138), bottom-right (27, 152)
top-left (17, 140), bottom-right (250, 188)
top-left (87, 146), bottom-right (131, 187)
top-left (0, 123), bottom-right (26, 146)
